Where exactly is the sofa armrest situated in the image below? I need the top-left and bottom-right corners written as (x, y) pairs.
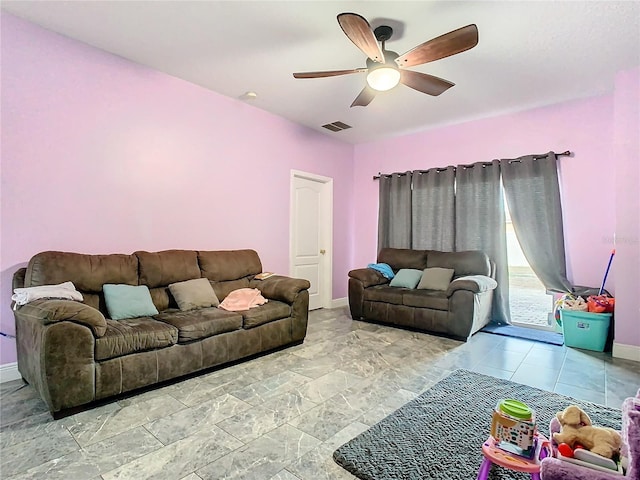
top-left (348, 268), bottom-right (389, 288)
top-left (348, 268), bottom-right (388, 320)
top-left (14, 299), bottom-right (107, 337)
top-left (250, 275), bottom-right (310, 304)
top-left (15, 310), bottom-right (97, 413)
top-left (446, 275), bottom-right (497, 297)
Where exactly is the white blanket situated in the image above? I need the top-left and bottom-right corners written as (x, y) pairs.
top-left (12, 281), bottom-right (83, 308)
top-left (452, 275), bottom-right (498, 292)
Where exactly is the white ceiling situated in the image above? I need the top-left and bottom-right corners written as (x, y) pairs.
top-left (2, 1), bottom-right (639, 144)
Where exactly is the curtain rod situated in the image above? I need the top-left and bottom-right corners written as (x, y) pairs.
top-left (372, 150), bottom-right (572, 180)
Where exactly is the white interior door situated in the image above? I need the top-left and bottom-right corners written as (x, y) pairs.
top-left (290, 171), bottom-right (332, 310)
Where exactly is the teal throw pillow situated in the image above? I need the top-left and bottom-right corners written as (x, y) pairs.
top-left (389, 269), bottom-right (423, 289)
top-left (103, 284), bottom-right (159, 320)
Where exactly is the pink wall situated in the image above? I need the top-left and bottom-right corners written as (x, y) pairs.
top-left (0, 14), bottom-right (354, 365)
top-left (353, 96), bottom-right (615, 283)
top-left (2, 14), bottom-right (637, 368)
top-left (613, 67), bottom-right (640, 350)
top-left (353, 91), bottom-right (639, 347)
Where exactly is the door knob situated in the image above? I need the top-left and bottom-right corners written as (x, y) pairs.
top-left (320, 249), bottom-right (326, 255)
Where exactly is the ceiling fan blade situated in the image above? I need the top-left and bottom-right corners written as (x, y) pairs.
top-left (293, 68), bottom-right (367, 79)
top-left (350, 86), bottom-right (377, 107)
top-left (395, 24), bottom-right (478, 68)
top-left (400, 70), bottom-right (455, 96)
top-left (337, 13), bottom-right (385, 63)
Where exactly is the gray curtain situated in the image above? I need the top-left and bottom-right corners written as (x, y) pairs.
top-left (378, 172), bottom-right (412, 250)
top-left (501, 152), bottom-right (573, 292)
top-left (455, 160), bottom-right (510, 324)
top-left (411, 166), bottom-right (456, 251)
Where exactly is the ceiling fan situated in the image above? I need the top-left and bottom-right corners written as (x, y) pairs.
top-left (293, 13), bottom-right (478, 107)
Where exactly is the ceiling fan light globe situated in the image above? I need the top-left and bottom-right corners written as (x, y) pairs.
top-left (366, 67), bottom-right (401, 91)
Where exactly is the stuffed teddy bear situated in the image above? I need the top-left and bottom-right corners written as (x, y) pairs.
top-left (553, 405), bottom-right (622, 458)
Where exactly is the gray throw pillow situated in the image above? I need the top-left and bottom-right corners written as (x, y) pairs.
top-left (103, 284), bottom-right (159, 320)
top-left (169, 278), bottom-right (219, 311)
top-left (417, 267), bottom-right (455, 291)
top-left (389, 269), bottom-right (423, 289)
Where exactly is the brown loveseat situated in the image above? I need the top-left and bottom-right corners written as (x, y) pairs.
top-left (12, 249), bottom-right (310, 416)
top-left (348, 248), bottom-right (496, 340)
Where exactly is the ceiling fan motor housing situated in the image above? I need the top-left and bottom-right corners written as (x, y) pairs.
top-left (374, 25), bottom-right (393, 42)
top-left (366, 50), bottom-right (401, 91)
top-left (366, 50), bottom-right (399, 70)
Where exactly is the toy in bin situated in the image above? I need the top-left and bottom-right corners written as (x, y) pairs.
top-left (552, 405), bottom-right (624, 474)
top-left (491, 399), bottom-right (538, 458)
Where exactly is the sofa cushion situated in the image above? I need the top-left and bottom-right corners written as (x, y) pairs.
top-left (95, 318), bottom-right (178, 361)
top-left (135, 250), bottom-right (200, 289)
top-left (242, 301), bottom-right (291, 329)
top-left (403, 290), bottom-right (449, 311)
top-left (389, 269), bottom-right (423, 289)
top-left (213, 278), bottom-right (251, 301)
top-left (169, 278), bottom-right (219, 311)
top-left (364, 286), bottom-right (404, 305)
top-left (417, 267), bottom-right (454, 291)
top-left (148, 287), bottom-right (174, 312)
top-left (377, 248), bottom-right (428, 270)
top-left (24, 251), bottom-right (138, 292)
top-left (154, 308), bottom-right (242, 343)
top-left (198, 250), bottom-right (262, 281)
top-left (427, 250), bottom-right (491, 277)
top-left (103, 284), bottom-right (159, 320)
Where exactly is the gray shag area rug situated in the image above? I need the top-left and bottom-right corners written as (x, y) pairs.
top-left (333, 369), bottom-right (621, 480)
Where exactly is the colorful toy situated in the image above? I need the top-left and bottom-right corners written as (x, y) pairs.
top-left (556, 445), bottom-right (621, 473)
top-left (477, 433), bottom-right (549, 480)
top-left (477, 399), bottom-right (550, 479)
top-left (599, 249), bottom-right (615, 295)
top-left (554, 294), bottom-right (587, 326)
top-left (553, 249), bottom-right (616, 325)
top-left (557, 442), bottom-right (575, 457)
top-left (491, 399), bottom-right (538, 457)
top-left (553, 405), bottom-right (622, 459)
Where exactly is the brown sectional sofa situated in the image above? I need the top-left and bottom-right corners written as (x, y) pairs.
top-left (348, 248), bottom-right (496, 341)
top-left (12, 249), bottom-right (310, 416)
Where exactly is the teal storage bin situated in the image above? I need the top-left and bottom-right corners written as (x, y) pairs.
top-left (560, 310), bottom-right (611, 352)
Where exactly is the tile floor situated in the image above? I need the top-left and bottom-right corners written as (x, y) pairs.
top-left (1, 306), bottom-right (639, 480)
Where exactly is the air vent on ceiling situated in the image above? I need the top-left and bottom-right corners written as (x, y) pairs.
top-left (322, 121), bottom-right (352, 132)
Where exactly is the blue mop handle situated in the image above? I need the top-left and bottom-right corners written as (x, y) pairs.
top-left (598, 249), bottom-right (615, 295)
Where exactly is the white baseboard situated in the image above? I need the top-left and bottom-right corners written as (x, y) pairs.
top-left (612, 342), bottom-right (640, 362)
top-left (331, 297), bottom-right (348, 309)
top-left (0, 362), bottom-right (21, 383)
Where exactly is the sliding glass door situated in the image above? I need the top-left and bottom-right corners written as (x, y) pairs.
top-left (505, 196), bottom-right (555, 331)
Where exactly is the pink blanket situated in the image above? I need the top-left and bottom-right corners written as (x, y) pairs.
top-left (218, 288), bottom-right (268, 311)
